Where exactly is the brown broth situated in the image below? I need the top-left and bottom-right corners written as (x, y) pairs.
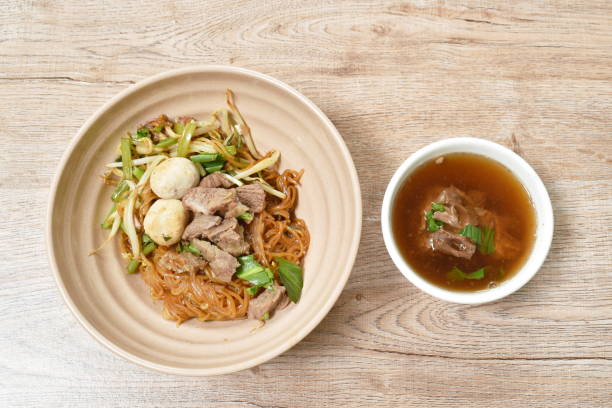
top-left (392, 153), bottom-right (536, 292)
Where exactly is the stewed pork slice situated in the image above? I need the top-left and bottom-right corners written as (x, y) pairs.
top-left (429, 229), bottom-right (477, 259)
top-left (191, 239), bottom-right (239, 282)
top-left (199, 172), bottom-right (234, 189)
top-left (182, 213), bottom-right (222, 241)
top-left (236, 183), bottom-right (266, 213)
top-left (248, 283), bottom-right (287, 320)
top-left (158, 250), bottom-right (208, 274)
top-left (182, 187), bottom-right (237, 216)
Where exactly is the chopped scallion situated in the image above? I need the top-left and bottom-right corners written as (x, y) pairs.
top-left (133, 166), bottom-right (144, 180)
top-left (155, 137), bottom-right (178, 148)
top-left (177, 121), bottom-right (196, 157)
top-left (111, 180), bottom-right (129, 202)
top-left (185, 243), bottom-right (201, 256)
top-left (238, 212), bottom-right (253, 222)
top-left (127, 259), bottom-right (141, 274)
top-left (120, 137), bottom-right (133, 180)
top-left (142, 242), bottom-right (156, 256)
top-left (189, 153), bottom-right (218, 163)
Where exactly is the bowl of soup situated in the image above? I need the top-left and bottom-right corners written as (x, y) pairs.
top-left (381, 137), bottom-right (553, 304)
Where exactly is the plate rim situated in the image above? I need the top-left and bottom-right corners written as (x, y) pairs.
top-left (45, 65), bottom-right (362, 376)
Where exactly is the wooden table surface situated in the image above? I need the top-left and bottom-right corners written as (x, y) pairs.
top-left (1, 1), bottom-right (611, 407)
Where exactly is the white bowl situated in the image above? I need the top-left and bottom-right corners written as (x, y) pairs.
top-left (381, 137), bottom-right (553, 304)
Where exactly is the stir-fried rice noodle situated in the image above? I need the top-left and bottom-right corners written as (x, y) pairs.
top-left (107, 97), bottom-right (309, 324)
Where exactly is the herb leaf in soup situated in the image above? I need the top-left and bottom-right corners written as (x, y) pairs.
top-left (447, 266), bottom-right (486, 281)
top-left (426, 202), bottom-right (446, 232)
top-left (480, 226), bottom-right (495, 254)
top-left (460, 224), bottom-right (496, 255)
top-left (460, 224), bottom-right (482, 245)
top-left (431, 202), bottom-right (446, 212)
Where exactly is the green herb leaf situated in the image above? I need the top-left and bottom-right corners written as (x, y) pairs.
top-left (480, 227), bottom-right (495, 254)
top-left (459, 224), bottom-right (482, 245)
top-left (431, 202), bottom-right (446, 212)
top-left (426, 210), bottom-right (443, 232)
top-left (136, 128), bottom-right (151, 139)
top-left (275, 257), bottom-right (303, 303)
top-left (163, 235), bottom-right (172, 242)
top-left (261, 312), bottom-right (270, 321)
top-left (447, 266), bottom-right (486, 282)
top-left (246, 286), bottom-right (259, 296)
top-left (236, 255), bottom-right (274, 286)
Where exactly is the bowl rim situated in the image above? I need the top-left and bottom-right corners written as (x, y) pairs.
top-left (46, 65), bottom-right (362, 375)
top-left (381, 137), bottom-right (553, 304)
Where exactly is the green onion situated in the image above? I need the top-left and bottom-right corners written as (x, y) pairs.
top-left (246, 286), bottom-right (259, 296)
top-left (185, 243), bottom-right (201, 256)
top-left (111, 180), bottom-right (129, 202)
top-left (447, 266), bottom-right (485, 282)
top-left (236, 255), bottom-right (274, 286)
top-left (425, 202), bottom-right (446, 232)
top-left (127, 259), bottom-right (141, 274)
top-left (194, 161), bottom-right (206, 177)
top-left (225, 145), bottom-right (237, 155)
top-left (275, 257), bottom-right (303, 303)
top-left (135, 128), bottom-right (150, 139)
top-left (101, 203), bottom-right (117, 228)
top-left (261, 312), bottom-right (270, 321)
top-left (142, 242), bottom-right (156, 256)
top-left (176, 242), bottom-right (183, 253)
top-left (238, 212), bottom-right (253, 222)
top-left (177, 121), bottom-right (196, 157)
top-left (460, 224), bottom-right (482, 245)
top-left (152, 124), bottom-right (163, 133)
top-left (480, 227), bottom-right (495, 254)
top-left (120, 137), bottom-right (133, 180)
top-left (426, 210), bottom-right (443, 232)
top-left (163, 235), bottom-right (172, 242)
top-left (155, 137), bottom-right (178, 148)
top-left (173, 122), bottom-right (185, 135)
top-left (459, 224), bottom-right (495, 255)
top-left (204, 163), bottom-right (224, 173)
top-left (133, 166), bottom-right (144, 180)
top-left (431, 202), bottom-right (446, 212)
top-left (189, 153), bottom-right (218, 163)
top-left (142, 234), bottom-right (153, 244)
top-left (234, 150), bottom-right (280, 179)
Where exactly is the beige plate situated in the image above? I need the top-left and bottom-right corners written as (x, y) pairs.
top-left (47, 66), bottom-right (362, 376)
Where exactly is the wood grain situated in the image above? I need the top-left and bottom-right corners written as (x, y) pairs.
top-left (1, 0), bottom-right (611, 407)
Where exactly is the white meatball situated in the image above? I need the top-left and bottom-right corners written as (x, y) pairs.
top-left (143, 199), bottom-right (188, 246)
top-left (150, 157), bottom-right (200, 199)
